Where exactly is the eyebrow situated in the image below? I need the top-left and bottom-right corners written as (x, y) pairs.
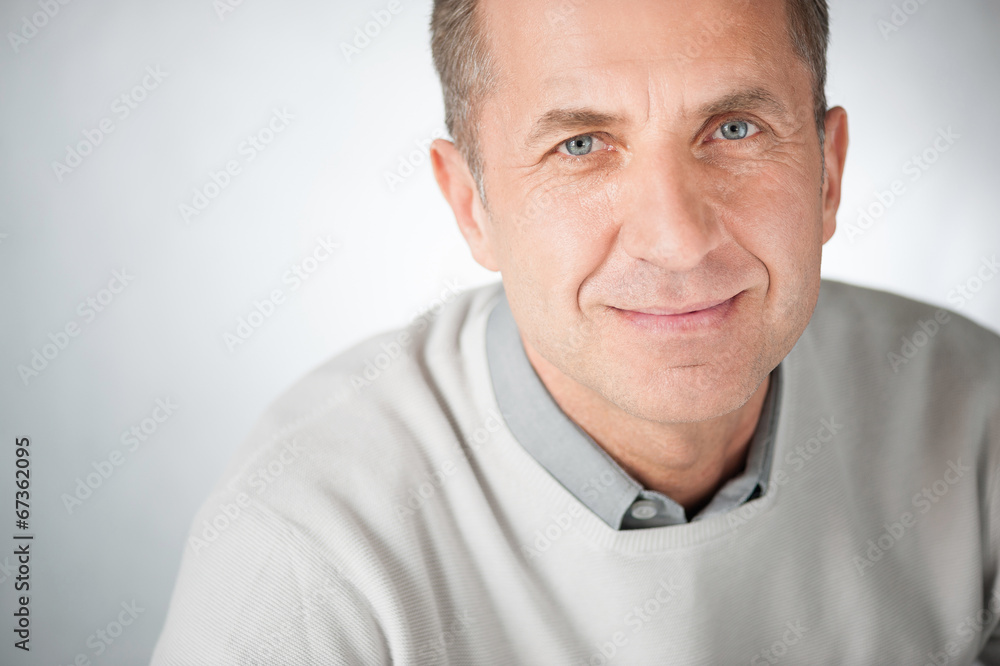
top-left (524, 108), bottom-right (629, 148)
top-left (696, 87), bottom-right (789, 120)
top-left (523, 87), bottom-right (790, 149)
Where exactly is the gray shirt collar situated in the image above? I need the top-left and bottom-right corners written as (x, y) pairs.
top-left (485, 288), bottom-right (782, 530)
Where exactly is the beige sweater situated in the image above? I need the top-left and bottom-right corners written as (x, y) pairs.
top-left (153, 279), bottom-right (1000, 665)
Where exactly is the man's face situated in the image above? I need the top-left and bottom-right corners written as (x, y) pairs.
top-left (464, 0), bottom-right (841, 423)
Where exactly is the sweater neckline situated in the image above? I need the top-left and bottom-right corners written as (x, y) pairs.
top-left (465, 282), bottom-right (793, 554)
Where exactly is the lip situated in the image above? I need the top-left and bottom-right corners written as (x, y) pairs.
top-left (610, 292), bottom-right (742, 333)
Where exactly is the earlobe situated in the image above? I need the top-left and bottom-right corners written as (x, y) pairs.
top-left (820, 106), bottom-right (849, 245)
top-left (429, 138), bottom-right (500, 271)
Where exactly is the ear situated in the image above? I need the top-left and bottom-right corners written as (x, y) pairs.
top-left (430, 138), bottom-right (500, 272)
top-left (820, 106), bottom-right (849, 245)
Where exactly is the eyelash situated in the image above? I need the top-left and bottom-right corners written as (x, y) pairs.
top-left (552, 117), bottom-right (765, 161)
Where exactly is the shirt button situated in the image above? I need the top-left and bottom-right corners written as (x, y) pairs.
top-left (630, 500), bottom-right (658, 520)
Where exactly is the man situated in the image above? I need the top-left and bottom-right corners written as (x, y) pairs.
top-left (153, 0), bottom-right (1000, 663)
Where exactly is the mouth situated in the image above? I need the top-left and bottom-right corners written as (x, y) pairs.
top-left (609, 291), bottom-right (742, 334)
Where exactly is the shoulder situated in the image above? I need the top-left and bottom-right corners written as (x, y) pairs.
top-left (808, 279), bottom-right (1000, 384)
top-left (158, 281), bottom-right (507, 661)
top-left (792, 280), bottom-right (1000, 494)
top-left (193, 280), bottom-right (505, 563)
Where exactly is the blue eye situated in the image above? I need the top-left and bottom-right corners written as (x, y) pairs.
top-left (557, 134), bottom-right (608, 156)
top-left (712, 119), bottom-right (760, 141)
top-left (565, 135), bottom-right (593, 155)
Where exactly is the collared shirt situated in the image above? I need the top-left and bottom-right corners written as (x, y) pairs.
top-left (485, 289), bottom-right (782, 530)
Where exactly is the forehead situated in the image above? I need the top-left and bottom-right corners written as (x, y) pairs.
top-left (477, 0), bottom-right (803, 128)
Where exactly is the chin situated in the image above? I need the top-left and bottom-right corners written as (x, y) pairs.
top-left (596, 361), bottom-right (766, 425)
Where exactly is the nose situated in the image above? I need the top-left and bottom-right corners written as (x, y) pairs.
top-left (618, 151), bottom-right (724, 272)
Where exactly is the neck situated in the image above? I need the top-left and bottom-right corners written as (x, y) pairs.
top-left (522, 339), bottom-right (770, 518)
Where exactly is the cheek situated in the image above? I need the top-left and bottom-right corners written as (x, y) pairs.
top-left (500, 176), bottom-right (622, 299)
top-left (717, 165), bottom-right (824, 324)
top-left (710, 153), bottom-right (821, 258)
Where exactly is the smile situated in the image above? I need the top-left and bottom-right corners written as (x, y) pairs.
top-left (610, 292), bottom-right (742, 334)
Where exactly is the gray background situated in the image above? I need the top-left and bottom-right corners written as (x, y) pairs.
top-left (0, 0), bottom-right (997, 663)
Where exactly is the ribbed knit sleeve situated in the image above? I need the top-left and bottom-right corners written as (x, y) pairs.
top-left (150, 499), bottom-right (390, 665)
